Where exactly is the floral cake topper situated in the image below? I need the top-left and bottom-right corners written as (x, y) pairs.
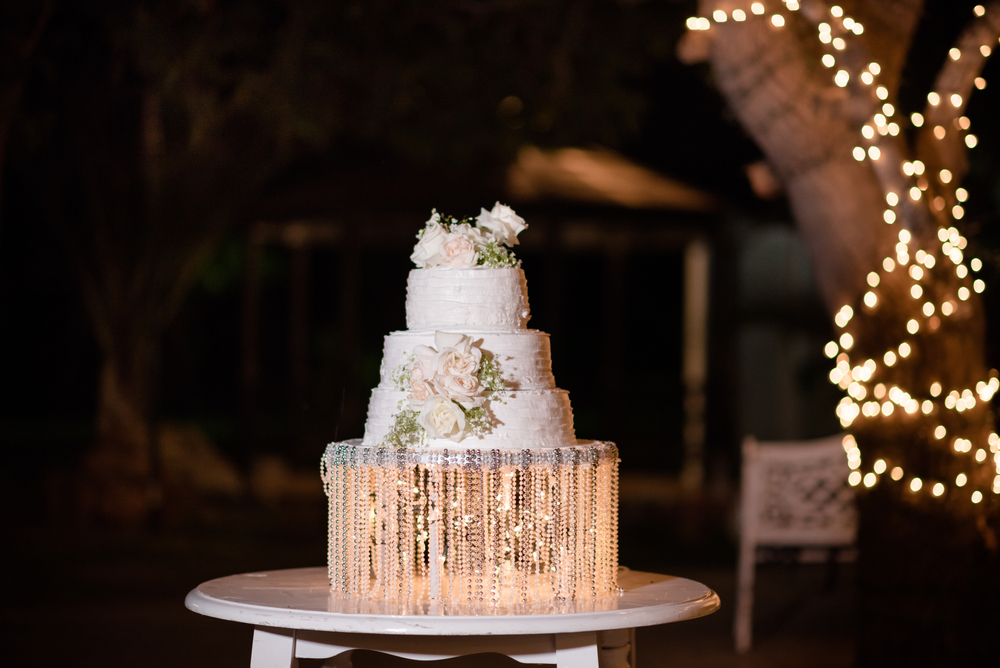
top-left (410, 202), bottom-right (527, 269)
top-left (385, 332), bottom-right (506, 448)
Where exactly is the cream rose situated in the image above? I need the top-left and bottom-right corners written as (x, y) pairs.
top-left (433, 331), bottom-right (482, 378)
top-left (410, 214), bottom-right (447, 267)
top-left (436, 348), bottom-right (481, 377)
top-left (438, 373), bottom-right (483, 408)
top-left (418, 395), bottom-right (466, 441)
top-left (476, 202), bottom-right (527, 247)
top-left (407, 379), bottom-right (436, 407)
top-left (434, 224), bottom-right (484, 268)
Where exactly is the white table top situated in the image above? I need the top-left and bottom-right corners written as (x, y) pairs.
top-left (185, 567), bottom-right (720, 636)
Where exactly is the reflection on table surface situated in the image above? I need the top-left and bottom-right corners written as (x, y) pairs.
top-left (196, 566), bottom-right (715, 619)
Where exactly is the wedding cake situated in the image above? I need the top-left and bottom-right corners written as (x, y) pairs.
top-left (321, 204), bottom-right (619, 609)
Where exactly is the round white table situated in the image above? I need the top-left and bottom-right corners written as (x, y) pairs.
top-left (185, 567), bottom-right (719, 667)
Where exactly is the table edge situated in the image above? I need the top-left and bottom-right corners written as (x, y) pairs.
top-left (185, 568), bottom-right (721, 636)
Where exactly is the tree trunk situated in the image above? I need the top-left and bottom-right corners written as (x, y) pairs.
top-left (687, 1), bottom-right (1000, 662)
top-left (84, 358), bottom-right (157, 526)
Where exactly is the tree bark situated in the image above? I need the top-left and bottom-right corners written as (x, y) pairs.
top-left (84, 359), bottom-right (156, 526)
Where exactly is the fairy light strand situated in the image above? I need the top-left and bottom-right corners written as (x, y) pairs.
top-left (684, 3), bottom-right (997, 506)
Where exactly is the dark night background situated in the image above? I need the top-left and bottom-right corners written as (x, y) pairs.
top-left (0, 1), bottom-right (998, 666)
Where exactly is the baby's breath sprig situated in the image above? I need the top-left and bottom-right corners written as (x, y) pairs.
top-left (463, 406), bottom-right (493, 437)
top-left (383, 402), bottom-right (425, 450)
top-left (477, 240), bottom-right (519, 268)
top-left (477, 352), bottom-right (507, 399)
top-left (390, 353), bottom-right (416, 391)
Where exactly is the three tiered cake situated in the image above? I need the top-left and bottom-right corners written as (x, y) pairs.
top-left (321, 204), bottom-right (619, 609)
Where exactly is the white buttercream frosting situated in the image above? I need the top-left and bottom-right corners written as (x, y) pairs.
top-left (406, 268), bottom-right (530, 330)
top-left (379, 330), bottom-right (555, 391)
top-left (358, 263), bottom-right (591, 450)
top-left (362, 388), bottom-right (576, 449)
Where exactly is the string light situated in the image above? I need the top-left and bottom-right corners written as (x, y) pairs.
top-left (681, 2), bottom-right (996, 509)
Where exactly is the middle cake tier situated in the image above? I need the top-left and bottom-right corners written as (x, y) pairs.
top-left (363, 328), bottom-right (578, 449)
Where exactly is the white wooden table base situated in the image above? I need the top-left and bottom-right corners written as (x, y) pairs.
top-left (186, 567), bottom-right (719, 667)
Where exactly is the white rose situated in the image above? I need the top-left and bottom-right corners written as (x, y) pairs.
top-left (434, 331), bottom-right (473, 351)
top-left (410, 214), bottom-right (447, 268)
top-left (476, 202), bottom-right (527, 247)
top-left (419, 395), bottom-right (466, 441)
top-left (407, 379), bottom-right (436, 408)
top-left (438, 373), bottom-right (483, 409)
top-left (433, 224), bottom-right (483, 268)
top-left (411, 345), bottom-right (438, 381)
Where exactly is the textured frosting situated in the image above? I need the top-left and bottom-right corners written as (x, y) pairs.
top-left (378, 330), bottom-right (555, 391)
top-left (362, 388), bottom-right (576, 449)
top-left (406, 268), bottom-right (530, 330)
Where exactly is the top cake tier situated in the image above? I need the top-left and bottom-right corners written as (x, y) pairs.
top-left (405, 267), bottom-right (530, 331)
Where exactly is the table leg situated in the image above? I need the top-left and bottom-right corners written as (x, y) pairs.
top-left (252, 626), bottom-right (298, 668)
top-left (598, 628), bottom-right (634, 668)
top-left (554, 631), bottom-right (599, 668)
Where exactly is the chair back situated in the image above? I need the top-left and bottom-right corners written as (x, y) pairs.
top-left (740, 434), bottom-right (857, 548)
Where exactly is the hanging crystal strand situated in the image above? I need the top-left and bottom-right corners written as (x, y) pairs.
top-left (472, 460), bottom-right (484, 605)
top-left (351, 464), bottom-right (362, 598)
top-left (404, 464), bottom-right (416, 603)
top-left (363, 464), bottom-right (376, 598)
top-left (325, 453), bottom-right (340, 593)
top-left (504, 465), bottom-right (512, 605)
top-left (573, 448), bottom-right (591, 599)
top-left (349, 464), bottom-right (359, 599)
top-left (483, 457), bottom-right (493, 606)
top-left (563, 454), bottom-right (573, 599)
top-left (368, 465), bottom-right (381, 598)
top-left (455, 465), bottom-right (468, 604)
top-left (543, 463), bottom-right (555, 599)
top-left (494, 460), bottom-right (503, 604)
top-left (415, 465), bottom-right (426, 599)
top-left (604, 445), bottom-right (618, 593)
top-left (586, 453), bottom-right (598, 597)
top-left (569, 451), bottom-right (580, 600)
top-left (595, 451), bottom-right (608, 595)
top-left (426, 467), bottom-right (439, 602)
top-left (551, 455), bottom-right (561, 598)
top-left (392, 465), bottom-right (404, 601)
top-left (472, 461), bottom-right (481, 607)
top-left (366, 465), bottom-right (377, 599)
top-left (443, 467), bottom-right (454, 602)
top-left (486, 465), bottom-right (497, 605)
top-left (566, 451), bottom-right (576, 600)
top-left (608, 445), bottom-right (621, 590)
top-left (520, 460), bottom-right (531, 605)
top-left (379, 465), bottom-right (391, 600)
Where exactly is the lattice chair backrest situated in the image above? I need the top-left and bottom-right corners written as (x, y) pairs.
top-left (741, 434), bottom-right (857, 547)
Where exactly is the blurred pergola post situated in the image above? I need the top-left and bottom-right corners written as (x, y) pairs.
top-left (240, 226), bottom-right (265, 454)
top-left (240, 220), bottom-right (345, 456)
top-left (681, 238), bottom-right (710, 491)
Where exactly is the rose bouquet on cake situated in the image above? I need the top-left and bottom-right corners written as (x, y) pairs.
top-left (385, 332), bottom-right (507, 448)
top-left (410, 202), bottom-right (527, 269)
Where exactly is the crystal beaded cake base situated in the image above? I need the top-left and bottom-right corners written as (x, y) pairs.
top-left (321, 440), bottom-right (619, 607)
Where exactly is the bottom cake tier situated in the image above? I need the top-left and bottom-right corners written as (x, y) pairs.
top-left (321, 440), bottom-right (619, 608)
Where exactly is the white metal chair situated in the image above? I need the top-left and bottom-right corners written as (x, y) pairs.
top-left (734, 433), bottom-right (857, 653)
